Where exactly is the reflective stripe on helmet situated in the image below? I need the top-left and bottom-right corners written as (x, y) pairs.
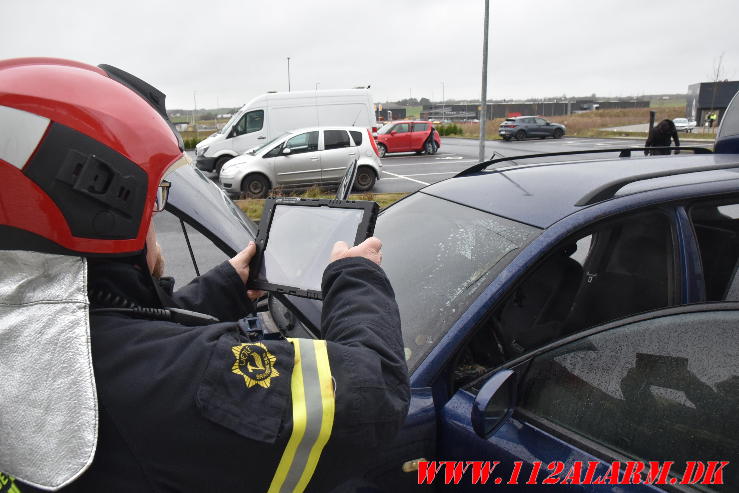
top-left (0, 105), bottom-right (50, 169)
top-left (268, 338), bottom-right (335, 493)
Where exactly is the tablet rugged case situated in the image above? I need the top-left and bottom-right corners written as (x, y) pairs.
top-left (248, 198), bottom-right (379, 299)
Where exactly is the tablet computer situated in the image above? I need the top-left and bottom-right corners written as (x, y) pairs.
top-left (248, 198), bottom-right (379, 299)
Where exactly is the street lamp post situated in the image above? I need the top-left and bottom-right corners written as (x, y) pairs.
top-left (441, 82), bottom-right (445, 121)
top-left (479, 0), bottom-right (490, 163)
top-left (287, 57), bottom-right (291, 92)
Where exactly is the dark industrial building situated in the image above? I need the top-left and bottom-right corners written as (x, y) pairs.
top-left (686, 81), bottom-right (739, 126)
top-left (418, 98), bottom-right (649, 122)
top-left (376, 104), bottom-right (406, 121)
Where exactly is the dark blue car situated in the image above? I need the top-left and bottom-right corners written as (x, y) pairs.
top-left (164, 96), bottom-right (739, 491)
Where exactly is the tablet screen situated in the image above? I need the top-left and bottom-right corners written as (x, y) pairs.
top-left (257, 204), bottom-right (364, 292)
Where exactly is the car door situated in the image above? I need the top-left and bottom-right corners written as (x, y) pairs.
top-left (320, 129), bottom-right (357, 184)
top-left (272, 131), bottom-right (321, 186)
top-left (434, 304), bottom-right (738, 490)
top-left (229, 109), bottom-right (267, 153)
top-left (389, 122), bottom-right (412, 151)
top-left (535, 117), bottom-right (552, 137)
top-left (410, 122), bottom-right (429, 150)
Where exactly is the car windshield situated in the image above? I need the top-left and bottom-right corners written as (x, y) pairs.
top-left (674, 118), bottom-right (688, 123)
top-left (247, 132), bottom-right (290, 155)
top-left (374, 193), bottom-right (541, 371)
top-left (377, 123), bottom-right (397, 135)
top-left (219, 111), bottom-right (243, 134)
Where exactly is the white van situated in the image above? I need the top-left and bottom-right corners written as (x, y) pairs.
top-left (195, 89), bottom-right (376, 173)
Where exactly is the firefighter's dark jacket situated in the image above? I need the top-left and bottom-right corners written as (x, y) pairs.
top-left (19, 257), bottom-right (409, 492)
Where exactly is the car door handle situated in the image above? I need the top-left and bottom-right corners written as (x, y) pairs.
top-left (310, 157), bottom-right (319, 161)
top-left (348, 152), bottom-right (356, 156)
top-left (257, 136), bottom-right (266, 140)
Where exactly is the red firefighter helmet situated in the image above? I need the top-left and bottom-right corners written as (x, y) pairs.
top-left (0, 57), bottom-right (185, 256)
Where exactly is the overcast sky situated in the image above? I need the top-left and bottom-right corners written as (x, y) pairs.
top-left (2, 0), bottom-right (738, 109)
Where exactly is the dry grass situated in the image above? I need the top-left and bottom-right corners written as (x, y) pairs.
top-left (447, 106), bottom-right (687, 139)
top-left (234, 187), bottom-right (408, 222)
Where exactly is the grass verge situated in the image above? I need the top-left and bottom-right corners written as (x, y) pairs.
top-left (442, 106), bottom-right (691, 140)
top-left (234, 188), bottom-right (408, 222)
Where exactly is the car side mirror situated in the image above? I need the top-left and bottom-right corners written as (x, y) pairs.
top-left (390, 131), bottom-right (397, 136)
top-left (546, 122), bottom-right (551, 126)
top-left (471, 369), bottom-right (516, 438)
top-left (281, 147), bottom-right (292, 155)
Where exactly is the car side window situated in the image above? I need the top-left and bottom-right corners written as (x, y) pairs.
top-left (233, 110), bottom-right (264, 137)
top-left (413, 123), bottom-right (428, 132)
top-left (518, 309), bottom-right (739, 488)
top-left (324, 130), bottom-right (351, 150)
top-left (535, 118), bottom-right (547, 125)
top-left (454, 209), bottom-right (678, 387)
top-left (393, 123), bottom-right (410, 133)
top-left (689, 199), bottom-right (739, 301)
top-left (284, 131), bottom-right (319, 155)
top-left (349, 130), bottom-right (363, 146)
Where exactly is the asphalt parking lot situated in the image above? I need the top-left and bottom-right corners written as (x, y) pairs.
top-left (372, 136), bottom-right (714, 194)
top-left (192, 135), bottom-right (713, 196)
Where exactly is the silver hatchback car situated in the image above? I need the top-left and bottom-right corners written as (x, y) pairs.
top-left (218, 126), bottom-right (382, 198)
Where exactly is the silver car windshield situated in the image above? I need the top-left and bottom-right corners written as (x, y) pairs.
top-left (248, 132), bottom-right (290, 155)
top-left (374, 193), bottom-right (541, 371)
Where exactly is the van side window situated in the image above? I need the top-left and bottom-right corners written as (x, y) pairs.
top-left (233, 110), bottom-right (264, 137)
top-left (324, 130), bottom-right (351, 150)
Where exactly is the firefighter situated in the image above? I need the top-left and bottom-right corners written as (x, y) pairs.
top-left (0, 58), bottom-right (409, 492)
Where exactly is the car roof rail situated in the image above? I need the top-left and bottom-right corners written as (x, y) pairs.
top-left (575, 159), bottom-right (739, 206)
top-left (456, 146), bottom-right (713, 177)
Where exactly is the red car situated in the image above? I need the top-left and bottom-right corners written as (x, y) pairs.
top-left (374, 120), bottom-right (441, 157)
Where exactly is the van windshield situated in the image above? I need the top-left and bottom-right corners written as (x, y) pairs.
top-left (219, 112), bottom-right (243, 134)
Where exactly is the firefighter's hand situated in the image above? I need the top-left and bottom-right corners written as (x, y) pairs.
top-left (330, 237), bottom-right (383, 266)
top-left (229, 241), bottom-right (265, 301)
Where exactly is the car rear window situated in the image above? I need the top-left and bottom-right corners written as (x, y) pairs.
top-left (349, 130), bottom-right (363, 146)
top-left (324, 130), bottom-right (351, 150)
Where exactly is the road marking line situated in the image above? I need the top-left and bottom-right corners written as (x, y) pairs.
top-left (382, 170), bottom-right (430, 185)
top-left (402, 171), bottom-right (457, 177)
top-left (383, 159), bottom-right (476, 167)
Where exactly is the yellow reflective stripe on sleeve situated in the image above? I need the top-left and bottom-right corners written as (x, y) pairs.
top-left (294, 340), bottom-right (335, 492)
top-left (268, 339), bottom-right (335, 493)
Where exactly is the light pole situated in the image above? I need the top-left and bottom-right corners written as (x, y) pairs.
top-left (479, 0), bottom-right (490, 163)
top-left (287, 57), bottom-right (291, 92)
top-left (441, 82), bottom-right (445, 121)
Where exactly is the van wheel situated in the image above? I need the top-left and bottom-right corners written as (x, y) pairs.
top-left (377, 144), bottom-right (387, 158)
top-left (353, 167), bottom-right (376, 191)
top-left (215, 155), bottom-right (232, 174)
top-left (241, 174), bottom-right (270, 198)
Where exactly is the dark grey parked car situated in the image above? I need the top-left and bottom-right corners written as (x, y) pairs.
top-left (499, 115), bottom-right (566, 141)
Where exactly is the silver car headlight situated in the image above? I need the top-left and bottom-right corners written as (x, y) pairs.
top-left (196, 146), bottom-right (209, 157)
